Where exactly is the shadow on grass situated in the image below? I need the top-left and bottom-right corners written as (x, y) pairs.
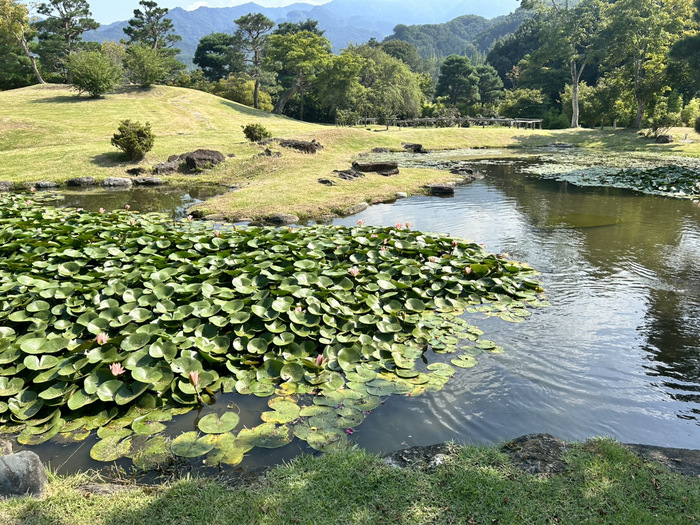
top-left (91, 152), bottom-right (131, 168)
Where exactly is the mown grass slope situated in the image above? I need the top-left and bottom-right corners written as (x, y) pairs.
top-left (2, 84), bottom-right (700, 220)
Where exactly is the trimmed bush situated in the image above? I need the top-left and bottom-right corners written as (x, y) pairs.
top-left (242, 123), bottom-right (272, 143)
top-left (111, 120), bottom-right (155, 161)
top-left (66, 50), bottom-right (122, 98)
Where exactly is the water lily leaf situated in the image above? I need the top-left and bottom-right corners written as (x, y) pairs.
top-left (202, 433), bottom-right (245, 466)
top-left (451, 355), bottom-right (478, 369)
top-left (121, 333), bottom-right (151, 351)
top-left (131, 435), bottom-right (171, 470)
top-left (171, 431), bottom-right (215, 458)
top-left (261, 399), bottom-right (300, 424)
top-left (405, 298), bottom-right (426, 312)
top-left (132, 411), bottom-right (172, 436)
top-left (197, 412), bottom-right (240, 434)
top-left (238, 423), bottom-right (293, 449)
top-left (0, 377), bottom-right (24, 397)
top-left (90, 435), bottom-right (133, 462)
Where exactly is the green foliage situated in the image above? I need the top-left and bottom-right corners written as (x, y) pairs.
top-left (379, 39), bottom-right (424, 72)
top-left (123, 0), bottom-right (181, 53)
top-left (436, 54), bottom-right (479, 107)
top-left (241, 122), bottom-right (271, 142)
top-left (681, 98), bottom-right (700, 126)
top-left (110, 119), bottom-right (155, 161)
top-left (0, 0), bottom-right (45, 85)
top-left (499, 88), bottom-right (547, 119)
top-left (695, 116), bottom-right (700, 134)
top-left (234, 13), bottom-right (275, 110)
top-left (0, 196), bottom-right (545, 465)
top-left (211, 76), bottom-right (273, 111)
top-left (193, 32), bottom-right (244, 82)
top-left (65, 50), bottom-right (122, 98)
top-left (543, 107), bottom-right (569, 129)
top-left (124, 44), bottom-right (170, 87)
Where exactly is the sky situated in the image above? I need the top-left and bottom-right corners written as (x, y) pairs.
top-left (86, 0), bottom-right (330, 25)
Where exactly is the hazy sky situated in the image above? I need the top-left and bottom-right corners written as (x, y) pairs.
top-left (87, 0), bottom-right (330, 25)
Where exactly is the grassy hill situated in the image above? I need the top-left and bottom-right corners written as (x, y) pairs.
top-left (2, 84), bottom-right (699, 221)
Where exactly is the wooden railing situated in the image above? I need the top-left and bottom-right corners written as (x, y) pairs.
top-left (353, 116), bottom-right (543, 129)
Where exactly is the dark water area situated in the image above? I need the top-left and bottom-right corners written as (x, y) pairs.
top-left (24, 158), bottom-right (700, 477)
top-left (38, 185), bottom-right (229, 219)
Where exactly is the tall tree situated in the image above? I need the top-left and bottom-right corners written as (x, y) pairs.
top-left (123, 0), bottom-right (181, 53)
top-left (266, 30), bottom-right (332, 118)
top-left (33, 0), bottom-right (98, 78)
top-left (0, 0), bottom-right (44, 83)
top-left (435, 54), bottom-right (479, 107)
top-left (380, 40), bottom-right (424, 72)
top-left (603, 0), bottom-right (696, 128)
top-left (520, 0), bottom-right (604, 128)
top-left (35, 0), bottom-right (98, 53)
top-left (193, 33), bottom-right (244, 82)
top-left (670, 0), bottom-right (700, 88)
top-left (475, 64), bottom-right (504, 109)
top-left (273, 19), bottom-right (324, 37)
top-left (234, 13), bottom-right (274, 110)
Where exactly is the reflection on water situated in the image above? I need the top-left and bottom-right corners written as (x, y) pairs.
top-left (41, 185), bottom-right (229, 218)
top-left (333, 161), bottom-right (700, 453)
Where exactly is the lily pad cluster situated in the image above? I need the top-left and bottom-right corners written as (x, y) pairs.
top-left (526, 162), bottom-right (700, 199)
top-left (0, 193), bottom-right (546, 467)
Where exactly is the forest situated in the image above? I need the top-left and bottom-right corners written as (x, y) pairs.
top-left (1, 0), bottom-right (700, 132)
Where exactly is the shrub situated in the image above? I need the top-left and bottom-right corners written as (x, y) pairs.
top-left (242, 123), bottom-right (272, 143)
top-left (66, 50), bottom-right (122, 98)
top-left (695, 116), bottom-right (700, 134)
top-left (125, 44), bottom-right (170, 88)
top-left (681, 98), bottom-right (700, 126)
top-left (111, 120), bottom-right (155, 161)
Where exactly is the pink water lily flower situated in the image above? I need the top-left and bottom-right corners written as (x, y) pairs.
top-left (429, 256), bottom-right (437, 263)
top-left (371, 233), bottom-right (378, 238)
top-left (465, 267), bottom-right (473, 275)
top-left (315, 354), bottom-right (327, 367)
top-left (99, 207), bottom-right (105, 213)
top-left (96, 332), bottom-right (109, 345)
top-left (29, 187), bottom-right (36, 192)
top-left (189, 370), bottom-right (199, 386)
top-left (124, 204), bottom-right (131, 210)
top-left (395, 222), bottom-right (402, 229)
top-left (349, 267), bottom-right (359, 277)
top-left (109, 363), bottom-right (125, 376)
top-left (357, 219), bottom-right (364, 226)
top-left (345, 428), bottom-right (355, 435)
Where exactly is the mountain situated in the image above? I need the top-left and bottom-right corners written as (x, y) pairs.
top-left (383, 9), bottom-right (530, 61)
top-left (83, 0), bottom-right (521, 66)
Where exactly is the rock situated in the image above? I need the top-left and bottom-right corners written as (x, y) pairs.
top-left (501, 433), bottom-right (570, 475)
top-left (318, 178), bottom-right (337, 186)
top-left (154, 160), bottom-right (179, 175)
top-left (227, 153), bottom-right (237, 158)
top-left (0, 181), bottom-right (12, 192)
top-left (377, 168), bottom-right (400, 177)
top-left (395, 192), bottom-right (408, 199)
top-left (549, 142), bottom-right (574, 149)
top-left (66, 176), bottom-right (96, 187)
top-left (102, 177), bottom-right (133, 187)
top-left (352, 161), bottom-right (399, 173)
top-left (624, 443), bottom-right (700, 478)
top-left (383, 443), bottom-right (453, 472)
top-left (33, 181), bottom-right (58, 189)
top-left (333, 169), bottom-right (365, 181)
top-left (343, 202), bottom-right (369, 215)
top-left (655, 135), bottom-right (674, 144)
top-left (266, 213), bottom-right (299, 225)
top-left (0, 439), bottom-right (12, 456)
top-left (402, 142), bottom-right (426, 153)
top-left (450, 166), bottom-right (474, 176)
top-left (258, 148), bottom-right (282, 158)
top-left (126, 167), bottom-right (147, 176)
top-left (424, 183), bottom-right (455, 196)
top-left (372, 147), bottom-right (391, 153)
top-left (0, 451), bottom-right (47, 498)
top-left (133, 177), bottom-right (164, 186)
top-left (182, 149), bottom-right (226, 171)
top-left (204, 214), bottom-right (226, 221)
top-left (279, 139), bottom-right (323, 154)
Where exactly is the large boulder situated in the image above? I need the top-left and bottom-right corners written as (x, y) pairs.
top-left (279, 139), bottom-right (323, 154)
top-left (102, 177), bottom-right (132, 188)
top-left (0, 181), bottom-right (11, 191)
top-left (402, 142), bottom-right (426, 153)
top-left (133, 177), bottom-right (164, 186)
top-left (66, 176), bottom-right (96, 187)
top-left (424, 183), bottom-right (455, 196)
top-left (333, 169), bottom-right (365, 181)
top-left (0, 451), bottom-right (47, 498)
top-left (266, 213), bottom-right (299, 225)
top-left (33, 181), bottom-right (58, 189)
top-left (352, 161), bottom-right (399, 173)
top-left (181, 149), bottom-right (226, 171)
top-left (655, 135), bottom-right (674, 144)
top-left (154, 160), bottom-right (180, 175)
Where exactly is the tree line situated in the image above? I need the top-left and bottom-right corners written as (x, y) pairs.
top-left (1, 0), bottom-right (699, 130)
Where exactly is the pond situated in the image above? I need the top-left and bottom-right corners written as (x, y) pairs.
top-left (37, 184), bottom-right (231, 219)
top-left (11, 152), bottom-right (700, 476)
top-left (337, 156), bottom-right (700, 453)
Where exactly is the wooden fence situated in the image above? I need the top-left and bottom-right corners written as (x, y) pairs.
top-left (353, 116), bottom-right (543, 130)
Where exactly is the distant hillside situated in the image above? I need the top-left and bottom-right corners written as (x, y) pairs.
top-left (83, 0), bottom-right (522, 66)
top-left (383, 8), bottom-right (530, 61)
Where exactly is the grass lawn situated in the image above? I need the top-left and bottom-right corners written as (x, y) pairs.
top-left (0, 439), bottom-right (698, 525)
top-left (3, 84), bottom-right (700, 220)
